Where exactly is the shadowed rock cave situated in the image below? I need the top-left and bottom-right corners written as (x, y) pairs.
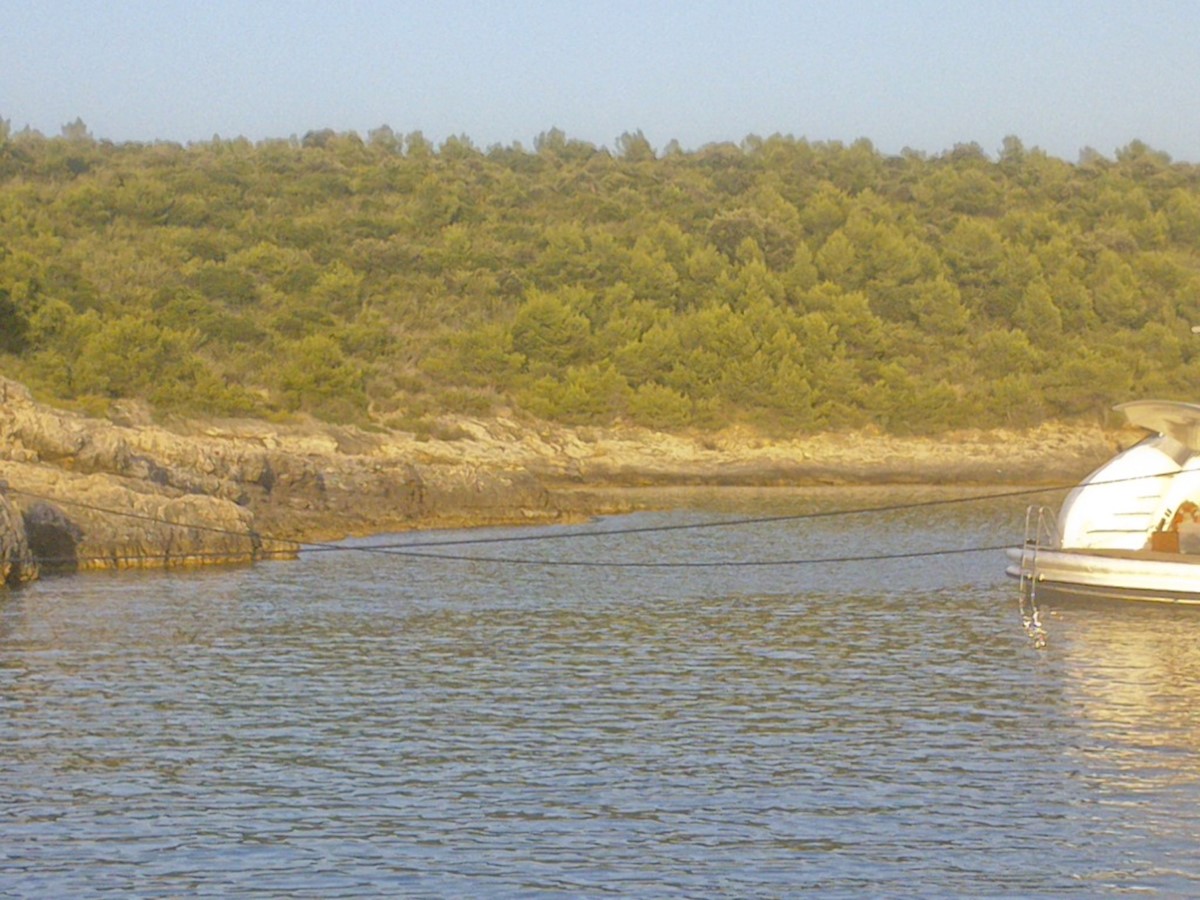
top-left (23, 502), bottom-right (83, 574)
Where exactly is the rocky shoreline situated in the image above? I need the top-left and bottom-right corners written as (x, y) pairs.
top-left (0, 374), bottom-right (1123, 586)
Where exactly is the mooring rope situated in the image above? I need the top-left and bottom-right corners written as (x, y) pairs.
top-left (324, 541), bottom-right (1019, 569)
top-left (0, 470), bottom-right (1175, 571)
top-left (347, 483), bottom-right (1075, 552)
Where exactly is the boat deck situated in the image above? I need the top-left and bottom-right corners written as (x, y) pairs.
top-left (1007, 544), bottom-right (1200, 604)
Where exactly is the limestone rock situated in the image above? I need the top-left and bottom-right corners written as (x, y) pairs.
top-left (0, 371), bottom-right (1118, 584)
top-left (0, 489), bottom-right (37, 587)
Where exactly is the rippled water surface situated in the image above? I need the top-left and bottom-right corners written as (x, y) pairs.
top-left (5, 487), bottom-right (1200, 897)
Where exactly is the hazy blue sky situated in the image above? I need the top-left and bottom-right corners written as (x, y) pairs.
top-left (5, 0), bottom-right (1199, 161)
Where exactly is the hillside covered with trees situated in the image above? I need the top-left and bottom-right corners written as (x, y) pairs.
top-left (2, 120), bottom-right (1200, 435)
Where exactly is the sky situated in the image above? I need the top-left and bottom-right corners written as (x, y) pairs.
top-left (4, 0), bottom-right (1200, 162)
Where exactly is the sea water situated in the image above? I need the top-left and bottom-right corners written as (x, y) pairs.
top-left (4, 487), bottom-right (1200, 897)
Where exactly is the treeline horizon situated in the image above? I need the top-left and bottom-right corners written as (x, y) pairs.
top-left (2, 118), bottom-right (1157, 167)
top-left (2, 119), bottom-right (1200, 435)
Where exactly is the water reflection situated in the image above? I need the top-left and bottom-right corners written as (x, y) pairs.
top-left (1050, 601), bottom-right (1200, 749)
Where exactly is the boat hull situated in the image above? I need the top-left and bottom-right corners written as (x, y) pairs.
top-left (1006, 546), bottom-right (1200, 605)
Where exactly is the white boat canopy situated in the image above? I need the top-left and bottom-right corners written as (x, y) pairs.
top-left (1116, 400), bottom-right (1200, 452)
top-left (1058, 401), bottom-right (1200, 552)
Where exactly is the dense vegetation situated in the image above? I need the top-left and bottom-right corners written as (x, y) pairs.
top-left (2, 119), bottom-right (1200, 435)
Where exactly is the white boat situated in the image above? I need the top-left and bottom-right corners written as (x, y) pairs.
top-left (1007, 400), bottom-right (1200, 604)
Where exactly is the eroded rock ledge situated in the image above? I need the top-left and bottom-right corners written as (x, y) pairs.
top-left (0, 374), bottom-right (1118, 583)
top-left (0, 487), bottom-right (37, 586)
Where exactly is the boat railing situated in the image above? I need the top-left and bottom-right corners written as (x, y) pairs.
top-left (1017, 504), bottom-right (1058, 647)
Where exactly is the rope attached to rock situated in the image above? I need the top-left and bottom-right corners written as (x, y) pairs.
top-left (0, 481), bottom-right (1073, 570)
top-left (0, 471), bottom-right (1178, 571)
